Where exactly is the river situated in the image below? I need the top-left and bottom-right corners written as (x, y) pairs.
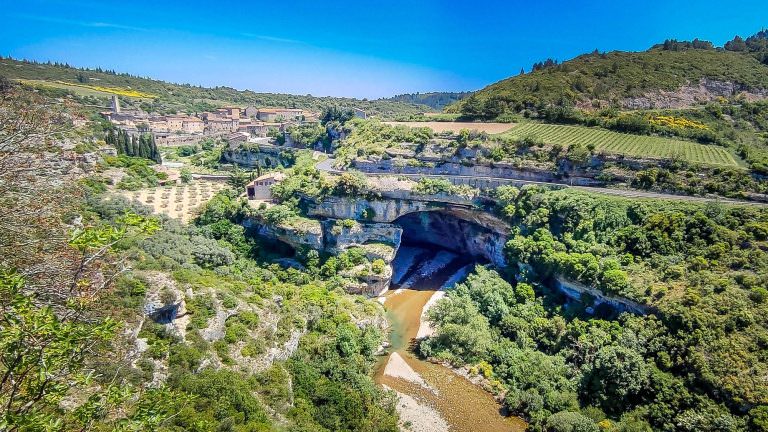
top-left (374, 246), bottom-right (527, 432)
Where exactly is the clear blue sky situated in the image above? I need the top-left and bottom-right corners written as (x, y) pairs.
top-left (2, 0), bottom-right (766, 98)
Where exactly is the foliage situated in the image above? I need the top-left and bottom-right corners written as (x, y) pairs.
top-left (501, 123), bottom-right (739, 167)
top-left (382, 91), bottom-right (472, 110)
top-left (334, 118), bottom-right (433, 165)
top-left (104, 155), bottom-right (165, 190)
top-left (413, 178), bottom-right (478, 198)
top-left (105, 128), bottom-right (162, 163)
top-left (1, 57), bottom-right (427, 118)
top-left (451, 33), bottom-right (768, 119)
top-left (423, 187), bottom-right (768, 430)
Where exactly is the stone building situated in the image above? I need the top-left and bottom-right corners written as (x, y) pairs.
top-left (217, 106), bottom-right (242, 119)
top-left (245, 172), bottom-right (287, 200)
top-left (256, 108), bottom-right (303, 122)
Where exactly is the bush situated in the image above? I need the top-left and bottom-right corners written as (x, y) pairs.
top-left (545, 411), bottom-right (599, 432)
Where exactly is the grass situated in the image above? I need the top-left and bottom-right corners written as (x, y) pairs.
top-left (502, 123), bottom-right (741, 167)
top-left (18, 79), bottom-right (156, 99)
top-left (56, 81), bottom-right (157, 98)
top-left (19, 79), bottom-right (114, 98)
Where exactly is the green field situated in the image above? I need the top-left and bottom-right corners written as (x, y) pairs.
top-left (503, 123), bottom-right (741, 167)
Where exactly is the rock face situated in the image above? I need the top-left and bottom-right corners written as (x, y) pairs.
top-left (622, 78), bottom-right (768, 110)
top-left (396, 211), bottom-right (507, 267)
top-left (143, 273), bottom-right (187, 325)
top-left (352, 158), bottom-right (602, 187)
top-left (252, 194), bottom-right (514, 294)
top-left (247, 216), bottom-right (402, 297)
top-left (554, 277), bottom-right (649, 315)
top-left (245, 219), bottom-right (324, 251)
top-left (324, 220), bottom-right (402, 256)
top-left (308, 194), bottom-right (438, 223)
top-left (221, 144), bottom-right (292, 168)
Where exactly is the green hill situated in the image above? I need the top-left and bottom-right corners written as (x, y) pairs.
top-left (450, 32), bottom-right (768, 119)
top-left (0, 56), bottom-right (430, 118)
top-left (381, 91), bottom-right (472, 110)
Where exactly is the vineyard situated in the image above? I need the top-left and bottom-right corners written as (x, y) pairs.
top-left (502, 123), bottom-right (741, 167)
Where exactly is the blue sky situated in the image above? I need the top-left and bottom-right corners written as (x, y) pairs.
top-left (2, 0), bottom-right (767, 98)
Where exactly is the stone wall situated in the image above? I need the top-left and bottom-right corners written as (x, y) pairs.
top-left (554, 277), bottom-right (649, 315)
top-left (352, 158), bottom-right (602, 187)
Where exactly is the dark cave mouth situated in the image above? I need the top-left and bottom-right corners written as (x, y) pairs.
top-left (394, 210), bottom-right (497, 261)
top-left (389, 211), bottom-right (494, 291)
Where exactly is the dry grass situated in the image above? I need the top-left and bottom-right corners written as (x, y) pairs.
top-left (384, 121), bottom-right (515, 134)
top-left (119, 180), bottom-right (228, 223)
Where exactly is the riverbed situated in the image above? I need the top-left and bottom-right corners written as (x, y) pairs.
top-left (374, 246), bottom-right (526, 432)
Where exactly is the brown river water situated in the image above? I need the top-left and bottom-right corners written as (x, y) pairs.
top-left (373, 249), bottom-right (526, 432)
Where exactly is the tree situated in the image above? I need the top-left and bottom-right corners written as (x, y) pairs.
top-left (333, 171), bottom-right (368, 196)
top-left (420, 295), bottom-right (494, 363)
top-left (545, 411), bottom-right (599, 432)
top-left (227, 167), bottom-right (249, 190)
top-left (725, 35), bottom-right (747, 52)
top-left (1, 213), bottom-right (159, 430)
top-left (583, 345), bottom-right (649, 414)
top-left (180, 168), bottom-right (193, 184)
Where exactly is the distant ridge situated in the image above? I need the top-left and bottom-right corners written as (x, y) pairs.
top-left (449, 30), bottom-right (768, 119)
top-left (381, 91), bottom-right (472, 110)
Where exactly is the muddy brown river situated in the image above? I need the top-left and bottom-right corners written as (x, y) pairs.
top-left (374, 248), bottom-right (526, 432)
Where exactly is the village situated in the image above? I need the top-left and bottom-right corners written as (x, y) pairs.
top-left (99, 95), bottom-right (326, 147)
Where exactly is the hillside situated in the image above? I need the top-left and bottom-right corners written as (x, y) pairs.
top-left (381, 91), bottom-right (472, 110)
top-left (450, 32), bottom-right (768, 118)
top-left (0, 56), bottom-right (430, 118)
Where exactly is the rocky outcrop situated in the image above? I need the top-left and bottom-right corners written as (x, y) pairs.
top-left (352, 158), bottom-right (602, 187)
top-left (305, 195), bottom-right (511, 267)
top-left (247, 218), bottom-right (324, 251)
top-left (247, 214), bottom-right (402, 297)
top-left (324, 220), bottom-right (401, 256)
top-left (251, 193), bottom-right (516, 293)
top-left (622, 78), bottom-right (768, 110)
top-left (308, 194), bottom-right (439, 223)
top-left (396, 211), bottom-right (507, 267)
top-left (222, 144), bottom-right (293, 168)
top-left (342, 264), bottom-right (394, 297)
top-left (143, 273), bottom-right (189, 331)
top-left (554, 277), bottom-right (649, 315)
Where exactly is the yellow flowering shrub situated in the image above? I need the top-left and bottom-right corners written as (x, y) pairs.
top-left (649, 115), bottom-right (710, 131)
top-left (56, 81), bottom-right (157, 98)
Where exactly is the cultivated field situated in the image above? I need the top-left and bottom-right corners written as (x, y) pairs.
top-left (119, 180), bottom-right (227, 223)
top-left (503, 123), bottom-right (741, 167)
top-left (384, 121), bottom-right (515, 134)
top-left (19, 79), bottom-right (156, 99)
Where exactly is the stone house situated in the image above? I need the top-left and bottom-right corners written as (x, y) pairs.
top-left (256, 108), bottom-right (303, 122)
top-left (246, 172), bottom-right (287, 200)
top-left (217, 106), bottom-right (242, 119)
top-left (182, 117), bottom-right (205, 133)
top-left (226, 131), bottom-right (250, 145)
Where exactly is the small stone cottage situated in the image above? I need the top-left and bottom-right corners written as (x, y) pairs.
top-left (245, 172), bottom-right (286, 200)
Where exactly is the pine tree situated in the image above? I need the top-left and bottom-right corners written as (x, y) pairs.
top-left (150, 134), bottom-right (162, 164)
top-left (105, 129), bottom-right (116, 148)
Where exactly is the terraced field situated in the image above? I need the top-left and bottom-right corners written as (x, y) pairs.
top-left (503, 123), bottom-right (741, 167)
top-left (119, 180), bottom-right (227, 223)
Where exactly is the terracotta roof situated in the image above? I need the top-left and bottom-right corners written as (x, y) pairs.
top-left (249, 172), bottom-right (287, 184)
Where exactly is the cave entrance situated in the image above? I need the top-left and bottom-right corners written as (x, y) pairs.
top-left (255, 237), bottom-right (296, 262)
top-left (389, 211), bottom-right (494, 292)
